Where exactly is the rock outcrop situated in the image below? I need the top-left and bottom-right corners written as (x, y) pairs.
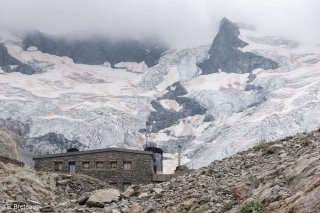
top-left (25, 132), bottom-right (85, 155)
top-left (0, 163), bottom-right (107, 212)
top-left (0, 44), bottom-right (36, 74)
top-left (145, 82), bottom-right (207, 132)
top-left (23, 32), bottom-right (167, 68)
top-left (86, 189), bottom-right (120, 208)
top-left (198, 18), bottom-right (279, 74)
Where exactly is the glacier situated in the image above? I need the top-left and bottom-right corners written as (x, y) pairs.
top-left (0, 21), bottom-right (320, 173)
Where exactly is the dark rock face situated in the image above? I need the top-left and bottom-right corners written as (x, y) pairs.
top-left (203, 114), bottom-right (214, 122)
top-left (146, 82), bottom-right (206, 132)
top-left (0, 118), bottom-right (84, 156)
top-left (0, 44), bottom-right (36, 74)
top-left (198, 18), bottom-right (279, 74)
top-left (23, 32), bottom-right (168, 67)
top-left (25, 132), bottom-right (84, 155)
top-left (0, 118), bottom-right (30, 137)
top-left (160, 82), bottom-right (188, 100)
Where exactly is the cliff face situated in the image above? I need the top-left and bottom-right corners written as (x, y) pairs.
top-left (0, 44), bottom-right (36, 74)
top-left (23, 32), bottom-right (167, 68)
top-left (198, 18), bottom-right (279, 74)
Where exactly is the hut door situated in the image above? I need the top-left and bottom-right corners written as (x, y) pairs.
top-left (68, 162), bottom-right (76, 173)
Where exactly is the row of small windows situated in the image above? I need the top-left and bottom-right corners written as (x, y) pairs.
top-left (54, 161), bottom-right (132, 171)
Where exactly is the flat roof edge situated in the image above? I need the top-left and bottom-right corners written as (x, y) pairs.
top-left (33, 148), bottom-right (153, 159)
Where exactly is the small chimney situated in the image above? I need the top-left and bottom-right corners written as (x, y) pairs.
top-left (66, 148), bottom-right (79, 153)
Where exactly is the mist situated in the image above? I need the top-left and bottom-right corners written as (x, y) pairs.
top-left (0, 0), bottom-right (319, 47)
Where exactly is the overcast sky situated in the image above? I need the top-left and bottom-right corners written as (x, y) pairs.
top-left (0, 0), bottom-right (319, 47)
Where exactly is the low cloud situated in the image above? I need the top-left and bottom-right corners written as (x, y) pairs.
top-left (0, 0), bottom-right (319, 47)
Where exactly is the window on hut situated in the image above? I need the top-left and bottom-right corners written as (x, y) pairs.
top-left (96, 161), bottom-right (103, 169)
top-left (111, 161), bottom-right (117, 169)
top-left (110, 182), bottom-right (117, 188)
top-left (54, 162), bottom-right (62, 171)
top-left (82, 162), bottom-right (89, 169)
top-left (124, 162), bottom-right (132, 170)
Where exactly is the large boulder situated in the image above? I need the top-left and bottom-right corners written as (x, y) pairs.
top-left (121, 186), bottom-right (136, 199)
top-left (129, 204), bottom-right (144, 213)
top-left (86, 189), bottom-right (120, 208)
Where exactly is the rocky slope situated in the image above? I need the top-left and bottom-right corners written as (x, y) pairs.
top-left (2, 129), bottom-right (320, 212)
top-left (0, 162), bottom-right (108, 212)
top-left (121, 129), bottom-right (320, 213)
top-left (59, 129), bottom-right (320, 212)
top-left (0, 126), bottom-right (107, 212)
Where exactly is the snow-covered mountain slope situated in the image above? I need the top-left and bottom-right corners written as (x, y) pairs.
top-left (1, 18), bottom-right (320, 173)
top-left (0, 43), bottom-right (153, 152)
top-left (177, 31), bottom-right (320, 169)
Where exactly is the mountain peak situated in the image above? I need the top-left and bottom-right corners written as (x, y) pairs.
top-left (218, 18), bottom-right (245, 46)
top-left (198, 18), bottom-right (278, 74)
top-left (220, 17), bottom-right (237, 29)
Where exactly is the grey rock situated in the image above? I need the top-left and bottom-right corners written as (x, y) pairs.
top-left (152, 188), bottom-right (163, 194)
top-left (145, 82), bottom-right (206, 132)
top-left (86, 189), bottom-right (120, 208)
top-left (0, 44), bottom-right (36, 75)
top-left (203, 114), bottom-right (214, 122)
top-left (142, 203), bottom-right (155, 213)
top-left (121, 187), bottom-right (136, 199)
top-left (77, 194), bottom-right (90, 205)
top-left (0, 162), bottom-right (6, 169)
top-left (138, 192), bottom-right (149, 199)
top-left (26, 132), bottom-right (85, 155)
top-left (129, 204), bottom-right (144, 213)
top-left (56, 179), bottom-right (71, 186)
top-left (23, 32), bottom-right (168, 68)
top-left (199, 196), bottom-right (210, 204)
top-left (40, 205), bottom-right (55, 212)
top-left (0, 118), bottom-right (30, 137)
top-left (266, 144), bottom-right (284, 154)
top-left (198, 18), bottom-right (279, 74)
top-left (160, 82), bottom-right (188, 100)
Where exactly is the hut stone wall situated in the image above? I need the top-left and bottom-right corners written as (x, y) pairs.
top-left (34, 149), bottom-right (154, 190)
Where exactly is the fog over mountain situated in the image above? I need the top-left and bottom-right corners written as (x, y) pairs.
top-left (0, 0), bottom-right (319, 47)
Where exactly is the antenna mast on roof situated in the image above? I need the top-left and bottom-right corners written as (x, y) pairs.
top-left (178, 145), bottom-right (182, 167)
top-left (145, 121), bottom-right (155, 148)
top-left (146, 121), bottom-right (151, 147)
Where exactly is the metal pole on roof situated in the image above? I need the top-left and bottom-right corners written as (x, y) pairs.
top-left (146, 121), bottom-right (150, 148)
top-left (145, 129), bottom-right (148, 148)
top-left (178, 145), bottom-right (182, 167)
